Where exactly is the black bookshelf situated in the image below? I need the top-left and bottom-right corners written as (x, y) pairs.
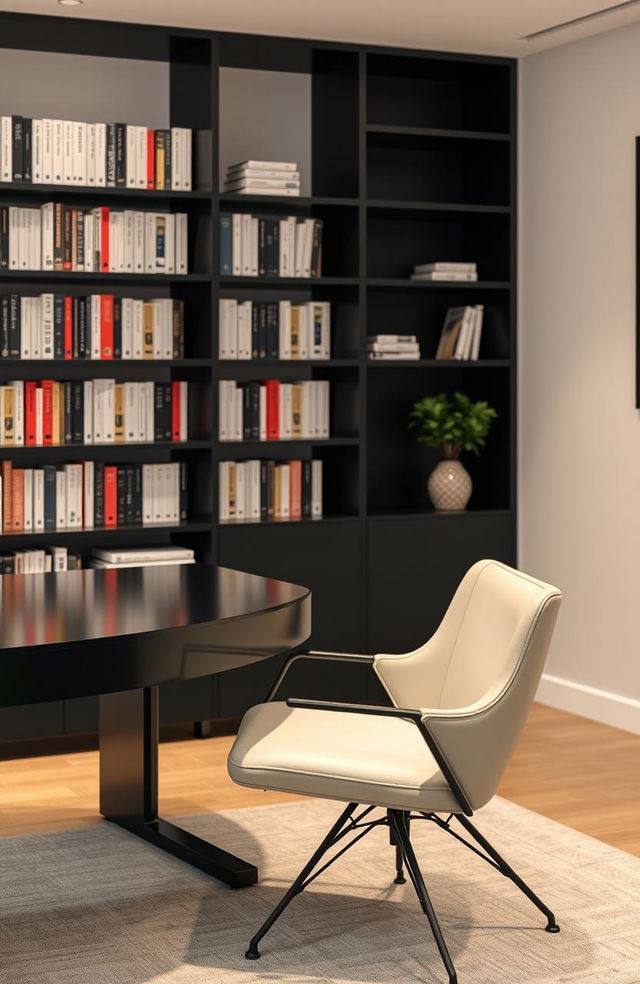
top-left (0, 12), bottom-right (517, 740)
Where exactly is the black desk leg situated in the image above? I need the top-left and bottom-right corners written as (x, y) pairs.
top-left (99, 687), bottom-right (258, 888)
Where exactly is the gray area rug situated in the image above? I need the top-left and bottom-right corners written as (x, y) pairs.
top-left (1, 796), bottom-right (639, 983)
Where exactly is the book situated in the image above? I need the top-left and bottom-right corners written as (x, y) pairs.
top-left (413, 262), bottom-right (477, 273)
top-left (91, 545), bottom-right (194, 564)
top-left (411, 271), bottom-right (478, 281)
top-left (219, 457), bottom-right (322, 522)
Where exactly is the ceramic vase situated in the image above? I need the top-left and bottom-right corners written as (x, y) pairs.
top-left (427, 459), bottom-right (472, 511)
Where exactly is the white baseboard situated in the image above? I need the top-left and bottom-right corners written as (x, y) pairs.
top-left (537, 673), bottom-right (640, 735)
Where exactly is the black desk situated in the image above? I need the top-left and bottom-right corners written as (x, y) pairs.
top-left (0, 563), bottom-right (311, 887)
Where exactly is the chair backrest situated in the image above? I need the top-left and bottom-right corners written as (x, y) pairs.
top-left (374, 559), bottom-right (562, 809)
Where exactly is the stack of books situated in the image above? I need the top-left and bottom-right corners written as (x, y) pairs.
top-left (219, 459), bottom-right (322, 522)
top-left (219, 299), bottom-right (330, 360)
top-left (222, 160), bottom-right (300, 197)
top-left (0, 204), bottom-right (188, 274)
top-left (0, 116), bottom-right (192, 191)
top-left (220, 213), bottom-right (322, 277)
top-left (367, 334), bottom-right (420, 361)
top-left (435, 306), bottom-right (484, 361)
top-left (90, 545), bottom-right (195, 569)
top-left (0, 295), bottom-right (185, 361)
top-left (410, 262), bottom-right (478, 282)
top-left (0, 460), bottom-right (188, 532)
top-left (219, 379), bottom-right (330, 441)
top-left (0, 546), bottom-right (82, 574)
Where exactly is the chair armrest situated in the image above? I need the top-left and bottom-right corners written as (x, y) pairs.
top-left (265, 651), bottom-right (374, 702)
top-left (285, 697), bottom-right (473, 816)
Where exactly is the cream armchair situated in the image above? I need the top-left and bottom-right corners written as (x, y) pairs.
top-left (228, 559), bottom-right (562, 984)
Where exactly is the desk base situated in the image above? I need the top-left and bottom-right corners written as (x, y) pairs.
top-left (100, 687), bottom-right (257, 889)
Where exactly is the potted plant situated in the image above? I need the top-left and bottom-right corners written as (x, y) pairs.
top-left (408, 392), bottom-right (498, 511)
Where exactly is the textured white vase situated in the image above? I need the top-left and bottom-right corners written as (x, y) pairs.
top-left (427, 459), bottom-right (472, 511)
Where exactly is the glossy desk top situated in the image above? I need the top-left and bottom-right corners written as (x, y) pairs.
top-left (0, 564), bottom-right (309, 651)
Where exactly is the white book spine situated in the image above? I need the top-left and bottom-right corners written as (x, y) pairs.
top-left (235, 462), bottom-right (246, 520)
top-left (66, 463), bottom-right (83, 528)
top-left (132, 299), bottom-right (143, 358)
top-left (72, 121), bottom-right (86, 185)
top-left (52, 120), bottom-right (64, 185)
top-left (241, 213), bottom-right (252, 275)
top-left (136, 126), bottom-right (147, 189)
top-left (104, 378), bottom-right (117, 443)
top-left (56, 469), bottom-right (66, 530)
top-left (83, 380), bottom-right (93, 444)
top-left (179, 381), bottom-right (188, 441)
top-left (83, 460), bottom-right (94, 529)
top-left (279, 300), bottom-right (292, 359)
top-left (123, 210), bottom-right (134, 273)
top-left (41, 201), bottom-right (54, 271)
top-left (8, 206), bottom-right (19, 270)
top-left (23, 469), bottom-right (33, 531)
top-left (95, 123), bottom-right (106, 187)
top-left (219, 461), bottom-right (229, 521)
top-left (250, 217), bottom-right (259, 276)
top-left (133, 210), bottom-right (144, 273)
top-left (144, 212), bottom-right (156, 273)
top-left (311, 459), bottom-right (323, 517)
top-left (62, 120), bottom-right (74, 185)
top-left (259, 384), bottom-right (267, 440)
top-left (164, 213), bottom-right (175, 275)
top-left (232, 213), bottom-right (242, 275)
top-left (280, 464), bottom-right (290, 519)
top-left (142, 464), bottom-right (154, 525)
top-left (121, 297), bottom-right (133, 359)
top-left (175, 212), bottom-right (187, 274)
top-left (32, 119), bottom-right (43, 184)
top-left (86, 123), bottom-right (97, 186)
top-left (0, 117), bottom-right (12, 182)
top-left (126, 125), bottom-right (137, 189)
top-left (84, 211), bottom-right (95, 272)
top-left (35, 387), bottom-right (43, 446)
top-left (42, 118), bottom-right (53, 184)
top-left (238, 300), bottom-right (251, 359)
top-left (41, 292), bottom-right (54, 358)
top-left (11, 379), bottom-right (24, 445)
top-left (171, 127), bottom-right (182, 191)
top-left (90, 295), bottom-right (101, 359)
top-left (124, 382), bottom-right (138, 443)
top-left (33, 469), bottom-right (44, 532)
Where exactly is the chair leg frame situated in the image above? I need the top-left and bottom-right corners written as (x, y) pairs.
top-left (244, 804), bottom-right (560, 983)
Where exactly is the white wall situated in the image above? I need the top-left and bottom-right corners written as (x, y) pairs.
top-left (521, 23), bottom-right (640, 732)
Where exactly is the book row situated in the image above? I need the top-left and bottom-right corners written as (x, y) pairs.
top-left (0, 204), bottom-right (189, 274)
top-left (0, 546), bottom-right (83, 574)
top-left (0, 460), bottom-right (188, 533)
top-left (90, 544), bottom-right (195, 569)
top-left (220, 213), bottom-right (323, 278)
top-left (219, 458), bottom-right (322, 522)
top-left (0, 295), bottom-right (185, 360)
top-left (219, 379), bottom-right (330, 442)
top-left (436, 306), bottom-right (485, 361)
top-left (411, 261), bottom-right (479, 282)
top-left (222, 160), bottom-right (301, 197)
top-left (0, 379), bottom-right (189, 447)
top-left (219, 299), bottom-right (331, 361)
top-left (1, 117), bottom-right (192, 191)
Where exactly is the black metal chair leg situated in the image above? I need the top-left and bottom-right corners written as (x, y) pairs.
top-left (455, 814), bottom-right (560, 933)
top-left (388, 809), bottom-right (407, 884)
top-left (390, 811), bottom-right (458, 984)
top-left (245, 802), bottom-right (358, 959)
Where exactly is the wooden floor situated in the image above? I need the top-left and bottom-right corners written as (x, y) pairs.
top-left (0, 703), bottom-right (638, 856)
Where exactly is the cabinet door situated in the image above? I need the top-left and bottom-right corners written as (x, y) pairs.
top-left (0, 702), bottom-right (64, 741)
top-left (217, 520), bottom-right (363, 718)
top-left (366, 512), bottom-right (515, 657)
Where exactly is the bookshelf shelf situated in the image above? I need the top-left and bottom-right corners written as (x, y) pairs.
top-left (0, 10), bottom-right (516, 741)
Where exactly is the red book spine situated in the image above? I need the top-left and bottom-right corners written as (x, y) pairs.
top-left (265, 379), bottom-right (280, 440)
top-left (24, 381), bottom-right (37, 445)
top-left (100, 206), bottom-right (110, 273)
top-left (146, 129), bottom-right (155, 189)
top-left (100, 294), bottom-right (114, 359)
top-left (103, 465), bottom-right (117, 527)
top-left (42, 379), bottom-right (54, 445)
top-left (171, 381), bottom-right (181, 442)
top-left (63, 295), bottom-right (73, 359)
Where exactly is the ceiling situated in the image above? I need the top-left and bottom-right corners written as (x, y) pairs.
top-left (3, 0), bottom-right (640, 58)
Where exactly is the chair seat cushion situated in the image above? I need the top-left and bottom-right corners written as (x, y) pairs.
top-left (228, 702), bottom-right (461, 813)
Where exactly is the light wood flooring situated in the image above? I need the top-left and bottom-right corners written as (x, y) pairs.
top-left (0, 703), bottom-right (638, 856)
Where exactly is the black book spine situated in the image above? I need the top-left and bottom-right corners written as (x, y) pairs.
top-left (124, 465), bottom-right (135, 526)
top-left (251, 303), bottom-right (259, 360)
top-left (53, 204), bottom-right (63, 271)
top-left (94, 463), bottom-right (105, 527)
top-left (179, 461), bottom-right (188, 520)
top-left (116, 466), bottom-right (126, 526)
top-left (163, 382), bottom-right (172, 440)
top-left (22, 118), bottom-right (32, 183)
top-left (11, 116), bottom-right (23, 182)
top-left (133, 464), bottom-right (143, 526)
top-left (266, 303), bottom-right (278, 359)
top-left (172, 299), bottom-right (184, 359)
top-left (113, 297), bottom-right (122, 359)
top-left (77, 297), bottom-right (87, 358)
top-left (63, 381), bottom-right (73, 445)
top-left (115, 123), bottom-right (126, 187)
top-left (0, 296), bottom-right (9, 359)
top-left (242, 383), bottom-right (252, 440)
top-left (266, 460), bottom-right (275, 520)
top-left (310, 218), bottom-right (323, 277)
top-left (164, 129), bottom-right (171, 189)
top-left (106, 123), bottom-right (116, 187)
top-left (153, 382), bottom-right (164, 441)
top-left (9, 294), bottom-right (20, 358)
top-left (250, 381), bottom-right (260, 439)
top-left (258, 218), bottom-right (266, 276)
top-left (72, 296), bottom-right (79, 358)
top-left (302, 460), bottom-right (312, 517)
top-left (0, 206), bottom-right (8, 269)
top-left (259, 302), bottom-right (268, 359)
top-left (76, 210), bottom-right (85, 269)
top-left (62, 206), bottom-right (72, 270)
top-left (260, 459), bottom-right (268, 520)
top-left (265, 219), bottom-right (279, 276)
top-left (53, 294), bottom-right (64, 359)
top-left (0, 555), bottom-right (14, 574)
top-left (72, 380), bottom-right (83, 444)
top-left (44, 465), bottom-right (56, 531)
